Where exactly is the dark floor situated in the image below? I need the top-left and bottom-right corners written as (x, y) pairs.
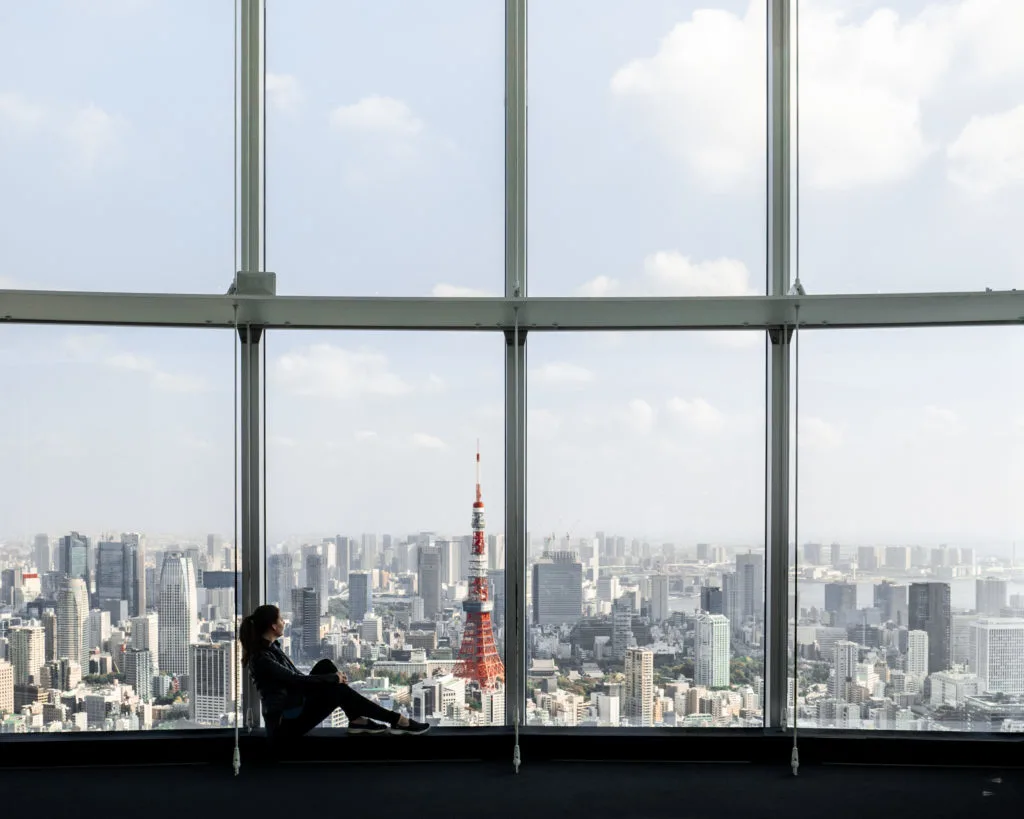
top-left (1, 760), bottom-right (1019, 818)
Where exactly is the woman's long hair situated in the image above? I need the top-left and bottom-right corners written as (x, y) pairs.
top-left (239, 604), bottom-right (280, 666)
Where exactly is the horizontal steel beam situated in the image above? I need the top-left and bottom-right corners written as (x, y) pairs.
top-left (2, 289), bottom-right (1024, 331)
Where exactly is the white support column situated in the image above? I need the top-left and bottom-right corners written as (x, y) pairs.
top-left (765, 0), bottom-right (794, 732)
top-left (238, 0), bottom-right (266, 728)
top-left (504, 0), bottom-right (527, 733)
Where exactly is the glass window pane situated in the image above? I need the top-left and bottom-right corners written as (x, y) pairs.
top-left (0, 327), bottom-right (235, 731)
top-left (0, 2), bottom-right (234, 293)
top-left (792, 328), bottom-right (1024, 731)
top-left (799, 1), bottom-right (1024, 293)
top-left (527, 332), bottom-right (765, 727)
top-left (529, 2), bottom-right (766, 296)
top-left (266, 1), bottom-right (504, 296)
top-left (266, 331), bottom-right (505, 726)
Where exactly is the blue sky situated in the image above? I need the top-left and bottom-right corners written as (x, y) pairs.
top-left (1, 0), bottom-right (1023, 550)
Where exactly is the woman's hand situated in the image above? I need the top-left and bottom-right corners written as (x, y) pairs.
top-left (336, 671), bottom-right (348, 684)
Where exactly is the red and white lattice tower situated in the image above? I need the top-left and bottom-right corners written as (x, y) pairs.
top-left (454, 446), bottom-right (505, 689)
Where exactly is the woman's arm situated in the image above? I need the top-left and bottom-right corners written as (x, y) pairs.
top-left (251, 651), bottom-right (339, 691)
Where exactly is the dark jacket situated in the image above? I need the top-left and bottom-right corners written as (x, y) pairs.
top-left (248, 641), bottom-right (338, 720)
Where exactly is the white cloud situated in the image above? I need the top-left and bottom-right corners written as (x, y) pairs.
top-left (330, 96), bottom-right (424, 140)
top-left (623, 399), bottom-right (657, 434)
top-left (270, 435), bottom-right (298, 448)
top-left (274, 344), bottom-right (411, 400)
top-left (431, 283), bottom-right (495, 298)
top-left (923, 404), bottom-right (961, 434)
top-left (532, 362), bottom-right (596, 386)
top-left (667, 397), bottom-right (726, 433)
top-left (947, 104), bottom-right (1024, 195)
top-left (609, 1), bottom-right (1024, 191)
top-left (578, 275), bottom-right (620, 298)
top-left (266, 73), bottom-right (304, 115)
top-left (799, 416), bottom-right (844, 451)
top-left (59, 335), bottom-right (204, 392)
top-left (67, 104), bottom-right (120, 173)
top-left (579, 252), bottom-right (754, 298)
top-left (410, 432), bottom-right (446, 450)
top-left (0, 91), bottom-right (45, 130)
top-left (354, 430), bottom-right (378, 441)
top-left (105, 351), bottom-right (205, 393)
top-left (644, 252), bottom-right (754, 296)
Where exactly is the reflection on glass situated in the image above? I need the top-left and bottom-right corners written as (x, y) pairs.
top-left (529, 1), bottom-right (766, 296)
top-left (791, 329), bottom-right (1024, 731)
top-left (0, 327), bottom-right (234, 731)
top-left (527, 332), bottom-right (765, 726)
top-left (266, 0), bottom-right (503, 296)
top-left (265, 331), bottom-right (505, 726)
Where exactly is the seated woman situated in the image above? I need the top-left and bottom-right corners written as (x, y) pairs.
top-left (240, 604), bottom-right (429, 740)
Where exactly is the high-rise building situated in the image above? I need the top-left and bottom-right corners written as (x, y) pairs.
top-left (824, 582), bottom-right (857, 623)
top-left (417, 549), bottom-right (442, 618)
top-left (289, 587), bottom-right (321, 660)
top-left (306, 553), bottom-right (329, 616)
top-left (10, 626), bottom-right (45, 686)
top-left (57, 578), bottom-right (90, 670)
top-left (803, 543), bottom-right (823, 565)
top-left (976, 578), bottom-right (1008, 617)
top-left (334, 537), bottom-right (351, 580)
top-left (41, 610), bottom-right (56, 662)
top-left (735, 553), bottom-right (764, 624)
top-left (206, 534), bottom-right (222, 565)
top-left (885, 546), bottom-right (911, 571)
top-left (131, 612), bottom-right (159, 661)
top-left (695, 613), bottom-right (730, 688)
top-left (700, 586), bottom-right (724, 615)
top-left (908, 582), bottom-right (951, 674)
top-left (361, 533), bottom-right (378, 573)
top-left (267, 552), bottom-right (294, 611)
top-left (0, 661), bottom-right (13, 714)
top-left (189, 641), bottom-right (236, 725)
top-left (829, 543), bottom-right (842, 568)
top-left (648, 575), bottom-right (669, 623)
top-left (59, 532), bottom-right (90, 587)
top-left (968, 618), bottom-right (1024, 695)
top-left (611, 596), bottom-right (634, 661)
top-left (436, 539), bottom-right (459, 585)
top-left (832, 640), bottom-right (860, 702)
top-left (96, 540), bottom-right (140, 619)
top-left (532, 552), bottom-right (584, 626)
top-left (488, 534), bottom-right (505, 572)
top-left (158, 552), bottom-right (199, 679)
top-left (124, 648), bottom-right (154, 702)
top-left (348, 571), bottom-right (373, 621)
top-left (874, 581), bottom-right (908, 626)
top-left (625, 647), bottom-right (654, 727)
top-left (86, 609), bottom-right (111, 656)
top-left (34, 534), bottom-right (52, 574)
top-left (857, 546), bottom-right (879, 572)
top-left (907, 630), bottom-right (929, 680)
top-left (121, 533), bottom-right (145, 614)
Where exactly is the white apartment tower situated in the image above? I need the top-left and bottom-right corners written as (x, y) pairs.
top-left (158, 552), bottom-right (199, 679)
top-left (907, 630), bottom-right (929, 681)
top-left (625, 647), bottom-right (654, 727)
top-left (695, 613), bottom-right (731, 689)
top-left (10, 626), bottom-right (46, 686)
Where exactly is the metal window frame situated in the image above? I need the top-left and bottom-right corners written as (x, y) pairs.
top-left (3, 0), bottom-right (1024, 742)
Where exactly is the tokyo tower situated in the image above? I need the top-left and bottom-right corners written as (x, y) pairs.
top-left (454, 446), bottom-right (505, 689)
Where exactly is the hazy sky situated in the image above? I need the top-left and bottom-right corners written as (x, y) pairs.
top-left (1, 1), bottom-right (1022, 548)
